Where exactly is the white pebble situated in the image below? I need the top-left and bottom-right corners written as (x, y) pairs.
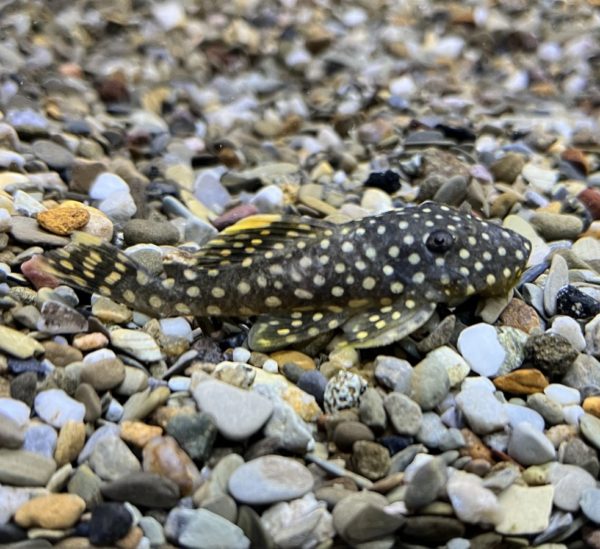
top-left (460, 376), bottom-right (496, 394)
top-left (105, 399), bottom-right (124, 422)
top-left (232, 347), bottom-right (251, 364)
top-left (0, 208), bottom-right (11, 232)
top-left (457, 324), bottom-right (505, 377)
top-left (564, 405), bottom-right (585, 426)
top-left (34, 389), bottom-right (85, 428)
top-left (159, 318), bottom-right (192, 341)
top-left (0, 397), bottom-right (31, 426)
top-left (549, 316), bottom-right (586, 352)
top-left (262, 359), bottom-right (279, 374)
top-left (168, 376), bottom-right (191, 392)
top-left (89, 172), bottom-right (130, 200)
top-left (504, 403), bottom-right (545, 432)
top-left (544, 384), bottom-right (581, 406)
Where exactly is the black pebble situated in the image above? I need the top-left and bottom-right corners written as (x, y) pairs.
top-left (297, 370), bottom-right (327, 407)
top-left (364, 170), bottom-right (401, 193)
top-left (0, 523), bottom-right (27, 543)
top-left (88, 502), bottom-right (133, 546)
top-left (556, 285), bottom-right (600, 319)
top-left (378, 435), bottom-right (414, 455)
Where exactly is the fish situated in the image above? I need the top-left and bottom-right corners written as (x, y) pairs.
top-left (38, 201), bottom-right (531, 351)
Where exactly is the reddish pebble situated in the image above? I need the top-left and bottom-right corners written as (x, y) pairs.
top-left (579, 188), bottom-right (600, 220)
top-left (212, 203), bottom-right (259, 230)
top-left (21, 255), bottom-right (59, 289)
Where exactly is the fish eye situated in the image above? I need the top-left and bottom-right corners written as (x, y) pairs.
top-left (426, 229), bottom-right (454, 253)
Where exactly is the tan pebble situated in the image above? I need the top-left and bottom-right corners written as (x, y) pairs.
top-left (37, 206), bottom-right (90, 236)
top-left (270, 350), bottom-right (316, 372)
top-left (369, 472), bottom-right (404, 494)
top-left (72, 332), bottom-right (109, 351)
top-left (142, 436), bottom-right (201, 496)
top-left (54, 421), bottom-right (86, 467)
top-left (120, 420), bottom-right (163, 448)
top-left (493, 369), bottom-right (548, 395)
top-left (282, 385), bottom-right (322, 422)
top-left (91, 297), bottom-right (132, 324)
top-left (61, 200), bottom-right (113, 240)
top-left (14, 493), bottom-right (85, 529)
top-left (545, 424), bottom-right (578, 447)
top-left (499, 298), bottom-right (543, 334)
top-left (52, 536), bottom-right (91, 548)
top-left (116, 525), bottom-right (143, 549)
top-left (583, 396), bottom-right (600, 418)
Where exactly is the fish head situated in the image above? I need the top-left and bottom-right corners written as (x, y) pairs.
top-left (401, 202), bottom-right (531, 304)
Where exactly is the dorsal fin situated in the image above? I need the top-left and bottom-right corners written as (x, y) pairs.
top-left (194, 214), bottom-right (335, 267)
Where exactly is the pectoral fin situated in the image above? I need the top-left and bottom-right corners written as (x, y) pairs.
top-left (248, 309), bottom-right (349, 352)
top-left (341, 297), bottom-right (436, 348)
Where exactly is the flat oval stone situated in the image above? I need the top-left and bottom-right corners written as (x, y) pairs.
top-left (34, 389), bottom-right (85, 428)
top-left (192, 380), bottom-right (273, 441)
top-left (228, 455), bottom-right (313, 505)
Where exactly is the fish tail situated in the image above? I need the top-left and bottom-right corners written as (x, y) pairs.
top-left (40, 232), bottom-right (179, 317)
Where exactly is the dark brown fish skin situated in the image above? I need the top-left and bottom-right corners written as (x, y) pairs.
top-left (40, 202), bottom-right (531, 348)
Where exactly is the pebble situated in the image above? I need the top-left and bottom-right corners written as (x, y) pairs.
top-left (261, 493), bottom-right (334, 549)
top-left (101, 472), bottom-right (180, 509)
top-left (88, 502), bottom-right (134, 546)
top-left (0, 415), bottom-right (24, 449)
top-left (374, 355), bottom-right (413, 393)
top-left (495, 484), bottom-right (554, 535)
top-left (525, 333), bottom-right (578, 379)
top-left (54, 421), bottom-right (86, 467)
top-left (89, 173), bottom-right (130, 200)
top-left (410, 355), bottom-right (450, 410)
top-left (581, 488), bottom-right (600, 524)
top-left (507, 422), bottom-right (556, 465)
top-left (351, 441), bottom-right (391, 480)
top-left (80, 357), bottom-right (126, 391)
top-left (358, 387), bottom-right (386, 431)
top-left (544, 254), bottom-right (569, 317)
top-left (14, 494), bottom-right (85, 529)
top-left (557, 285), bottom-right (600, 319)
top-left (0, 325), bottom-right (44, 359)
top-left (383, 392), bottom-right (423, 436)
top-left (0, 449), bottom-right (56, 486)
top-left (332, 491), bottom-right (405, 545)
top-left (323, 370), bottom-right (368, 413)
top-left (530, 211), bottom-right (583, 241)
top-left (228, 455), bottom-right (313, 505)
top-left (34, 389), bottom-right (85, 428)
top-left (37, 206), bottom-right (89, 236)
top-left (165, 412), bottom-right (217, 463)
top-left (0, 397), bottom-right (31, 426)
top-left (404, 457), bottom-right (447, 510)
top-left (447, 470), bottom-right (502, 525)
top-left (549, 315), bottom-right (586, 351)
top-left (493, 368), bottom-right (549, 395)
top-left (23, 423), bottom-right (57, 458)
top-left (544, 384), bottom-right (581, 405)
top-left (455, 387), bottom-right (509, 435)
top-left (110, 329), bottom-right (162, 362)
top-left (123, 219), bottom-right (180, 246)
top-left (177, 509), bottom-right (250, 549)
top-left (457, 323), bottom-right (505, 377)
top-left (142, 436), bottom-right (201, 496)
top-left (193, 379), bottom-right (273, 441)
top-left (89, 435), bottom-right (141, 481)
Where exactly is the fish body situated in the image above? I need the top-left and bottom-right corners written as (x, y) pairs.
top-left (41, 202), bottom-right (531, 350)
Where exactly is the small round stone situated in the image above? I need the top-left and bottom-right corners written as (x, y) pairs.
top-left (351, 441), bottom-right (390, 480)
top-left (228, 455), bottom-right (313, 505)
top-left (14, 493), bottom-right (85, 529)
top-left (89, 502), bottom-right (134, 546)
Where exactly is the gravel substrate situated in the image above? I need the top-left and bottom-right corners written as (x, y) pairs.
top-left (1, 1), bottom-right (600, 548)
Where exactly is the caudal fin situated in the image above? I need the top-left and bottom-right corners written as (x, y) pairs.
top-left (40, 232), bottom-right (179, 317)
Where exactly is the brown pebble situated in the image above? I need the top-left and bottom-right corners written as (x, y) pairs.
top-left (370, 472), bottom-right (404, 494)
top-left (142, 435), bottom-right (201, 496)
top-left (499, 298), bottom-right (542, 334)
top-left (37, 206), bottom-right (90, 236)
top-left (562, 147), bottom-right (589, 175)
top-left (460, 429), bottom-right (494, 464)
top-left (579, 188), bottom-right (600, 220)
top-left (493, 369), bottom-right (549, 395)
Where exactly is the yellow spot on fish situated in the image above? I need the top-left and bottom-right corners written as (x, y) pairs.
top-left (123, 290), bottom-right (136, 303)
top-left (187, 286), bottom-right (200, 297)
top-left (207, 305), bottom-right (221, 315)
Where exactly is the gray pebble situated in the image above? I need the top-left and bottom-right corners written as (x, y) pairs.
top-left (455, 388), bottom-right (508, 435)
top-left (530, 211), bottom-right (583, 241)
top-left (89, 435), bottom-right (141, 481)
top-left (123, 219), bottom-right (180, 246)
top-left (374, 355), bottom-right (413, 393)
top-left (359, 387), bottom-right (386, 431)
top-left (166, 412), bottom-right (218, 463)
top-left (32, 139), bottom-right (74, 170)
top-left (383, 392), bottom-right (422, 436)
top-left (580, 413), bottom-right (600, 451)
top-left (23, 423), bottom-right (56, 458)
top-left (527, 393), bottom-right (564, 425)
top-left (228, 455), bottom-right (313, 505)
top-left (178, 509), bottom-right (250, 549)
top-left (0, 449), bottom-right (56, 486)
top-left (507, 423), bottom-right (556, 465)
top-left (404, 457), bottom-right (447, 510)
top-left (581, 488), bottom-right (600, 523)
top-left (410, 357), bottom-right (450, 410)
